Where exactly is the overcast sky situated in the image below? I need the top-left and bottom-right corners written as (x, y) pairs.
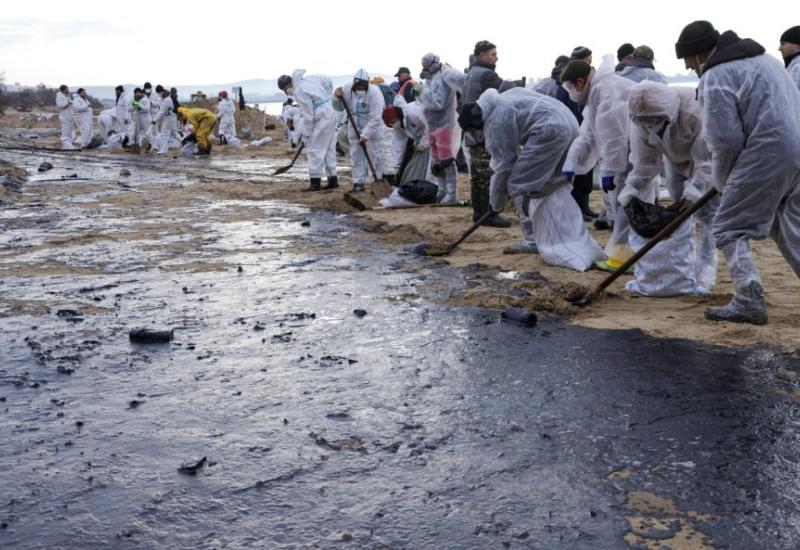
top-left (0, 0), bottom-right (794, 87)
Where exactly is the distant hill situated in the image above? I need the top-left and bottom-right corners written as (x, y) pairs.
top-left (79, 74), bottom-right (394, 104)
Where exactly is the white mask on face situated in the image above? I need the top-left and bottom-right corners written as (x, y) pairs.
top-left (563, 81), bottom-right (587, 104)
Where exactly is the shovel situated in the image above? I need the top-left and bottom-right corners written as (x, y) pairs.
top-left (410, 210), bottom-right (492, 257)
top-left (131, 115), bottom-right (141, 155)
top-left (338, 93), bottom-right (382, 183)
top-left (272, 143), bottom-right (305, 175)
top-left (572, 187), bottom-right (719, 307)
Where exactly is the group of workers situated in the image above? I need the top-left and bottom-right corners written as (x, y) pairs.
top-left (51, 21), bottom-right (800, 326)
top-left (275, 22), bottom-right (800, 325)
top-left (55, 83), bottom-right (239, 156)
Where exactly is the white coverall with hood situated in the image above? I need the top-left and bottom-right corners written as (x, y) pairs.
top-left (479, 87), bottom-right (604, 271)
top-left (98, 108), bottom-right (116, 141)
top-left (153, 95), bottom-right (179, 155)
top-left (333, 69), bottom-right (385, 185)
top-left (280, 103), bottom-right (302, 146)
top-left (131, 96), bottom-right (151, 146)
top-left (55, 91), bottom-right (74, 149)
top-left (698, 38), bottom-right (800, 322)
top-left (419, 55), bottom-right (466, 203)
top-left (217, 97), bottom-right (236, 141)
top-left (389, 99), bottom-right (430, 184)
top-left (624, 81), bottom-right (720, 290)
top-left (71, 94), bottom-right (93, 147)
top-left (115, 92), bottom-right (132, 141)
top-left (563, 65), bottom-right (635, 267)
top-left (291, 69), bottom-right (338, 179)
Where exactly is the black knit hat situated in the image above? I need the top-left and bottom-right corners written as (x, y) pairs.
top-left (474, 40), bottom-right (497, 57)
top-left (780, 26), bottom-right (800, 45)
top-left (277, 75), bottom-right (292, 91)
top-left (560, 60), bottom-right (592, 83)
top-left (675, 20), bottom-right (720, 59)
top-left (570, 46), bottom-right (592, 60)
top-left (617, 43), bottom-right (635, 61)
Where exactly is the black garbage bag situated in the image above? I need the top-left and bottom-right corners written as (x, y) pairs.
top-left (624, 197), bottom-right (687, 239)
top-left (397, 179), bottom-right (438, 205)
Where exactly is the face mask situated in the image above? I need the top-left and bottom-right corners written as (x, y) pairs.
top-left (144, 88), bottom-right (151, 94)
top-left (420, 70), bottom-right (431, 80)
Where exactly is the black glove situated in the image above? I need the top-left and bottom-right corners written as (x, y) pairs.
top-left (181, 133), bottom-right (197, 146)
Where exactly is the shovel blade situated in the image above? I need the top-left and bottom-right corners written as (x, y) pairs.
top-left (272, 166), bottom-right (291, 176)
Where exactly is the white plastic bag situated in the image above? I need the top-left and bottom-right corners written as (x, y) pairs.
top-left (528, 184), bottom-right (605, 272)
top-left (249, 136), bottom-right (273, 147)
top-left (625, 216), bottom-right (708, 296)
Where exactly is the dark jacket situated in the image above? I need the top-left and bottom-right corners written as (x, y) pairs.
top-left (702, 30), bottom-right (765, 75)
top-left (390, 79), bottom-right (416, 103)
top-left (555, 85), bottom-right (583, 125)
top-left (463, 61), bottom-right (521, 104)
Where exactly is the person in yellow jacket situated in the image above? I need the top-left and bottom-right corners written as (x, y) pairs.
top-left (176, 106), bottom-right (217, 155)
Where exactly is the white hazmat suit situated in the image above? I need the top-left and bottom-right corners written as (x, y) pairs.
top-left (291, 69), bottom-right (338, 180)
top-left (333, 69), bottom-right (385, 185)
top-left (419, 56), bottom-right (466, 203)
top-left (698, 33), bottom-right (800, 323)
top-left (55, 91), bottom-right (74, 150)
top-left (563, 67), bottom-right (635, 267)
top-left (72, 94), bottom-right (93, 147)
top-left (787, 55), bottom-right (800, 90)
top-left (479, 88), bottom-right (604, 271)
top-left (216, 97), bottom-right (236, 142)
top-left (153, 95), bottom-right (179, 155)
top-left (625, 81), bottom-right (720, 291)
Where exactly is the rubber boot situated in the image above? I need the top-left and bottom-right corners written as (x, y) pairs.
top-left (350, 182), bottom-right (365, 193)
top-left (471, 184), bottom-right (484, 222)
top-left (705, 239), bottom-right (768, 325)
top-left (322, 176), bottom-right (339, 190)
top-left (303, 177), bottom-right (322, 192)
top-left (384, 174), bottom-right (397, 186)
top-left (478, 187), bottom-right (511, 227)
top-left (440, 164), bottom-right (458, 205)
top-left (705, 280), bottom-right (768, 325)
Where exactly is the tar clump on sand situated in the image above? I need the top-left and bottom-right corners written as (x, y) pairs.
top-left (501, 307), bottom-right (538, 327)
top-left (129, 328), bottom-right (174, 344)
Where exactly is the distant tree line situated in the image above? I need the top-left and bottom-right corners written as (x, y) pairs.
top-left (0, 79), bottom-right (103, 113)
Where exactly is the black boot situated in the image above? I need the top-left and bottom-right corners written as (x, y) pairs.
top-left (384, 173), bottom-right (397, 186)
top-left (482, 209), bottom-right (512, 228)
top-left (471, 184), bottom-right (484, 222)
top-left (321, 176), bottom-right (339, 190)
top-left (303, 177), bottom-right (322, 192)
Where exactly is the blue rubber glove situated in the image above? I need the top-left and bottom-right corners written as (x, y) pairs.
top-left (601, 175), bottom-right (616, 193)
top-left (562, 171), bottom-right (575, 182)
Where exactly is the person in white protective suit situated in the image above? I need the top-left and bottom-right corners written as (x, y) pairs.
top-left (333, 69), bottom-right (385, 193)
top-left (71, 88), bottom-right (93, 147)
top-left (280, 98), bottom-right (302, 149)
top-left (114, 85), bottom-right (132, 145)
top-left (381, 101), bottom-right (430, 186)
top-left (98, 108), bottom-right (116, 141)
top-left (616, 46), bottom-right (668, 84)
top-left (130, 88), bottom-right (151, 148)
top-left (419, 52), bottom-right (466, 204)
top-left (561, 59), bottom-right (635, 272)
top-left (676, 20), bottom-right (800, 324)
top-left (55, 85), bottom-right (75, 150)
top-left (624, 80), bottom-right (720, 291)
top-left (152, 87), bottom-right (180, 155)
top-left (216, 90), bottom-right (236, 145)
top-left (459, 88), bottom-right (604, 272)
top-left (277, 70), bottom-right (338, 191)
top-left (779, 26), bottom-right (800, 90)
